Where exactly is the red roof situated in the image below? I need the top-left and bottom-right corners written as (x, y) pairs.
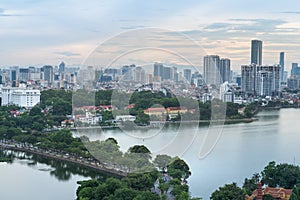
top-left (127, 104), bottom-right (135, 109)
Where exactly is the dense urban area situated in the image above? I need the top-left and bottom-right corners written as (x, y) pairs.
top-left (1, 39), bottom-right (300, 200)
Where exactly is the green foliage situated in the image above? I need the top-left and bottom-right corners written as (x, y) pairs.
top-left (243, 173), bottom-right (260, 195)
top-left (261, 161), bottom-right (300, 189)
top-left (210, 182), bottom-right (245, 200)
top-left (129, 145), bottom-right (151, 154)
top-left (226, 102), bottom-right (239, 117)
top-left (134, 110), bottom-right (150, 125)
top-left (168, 157), bottom-right (191, 179)
top-left (95, 90), bottom-right (113, 106)
top-left (154, 154), bottom-right (172, 170)
top-left (76, 173), bottom-right (160, 200)
top-left (199, 101), bottom-right (211, 120)
top-left (244, 102), bottom-right (258, 118)
top-left (29, 106), bottom-right (43, 116)
top-left (290, 183), bottom-right (300, 200)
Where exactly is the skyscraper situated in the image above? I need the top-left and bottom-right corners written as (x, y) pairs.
top-left (154, 63), bottom-right (164, 78)
top-left (11, 70), bottom-right (17, 87)
top-left (251, 40), bottom-right (262, 65)
top-left (204, 55), bottom-right (221, 86)
top-left (59, 62), bottom-right (65, 74)
top-left (220, 58), bottom-right (231, 82)
top-left (241, 64), bottom-right (280, 96)
top-left (162, 66), bottom-right (172, 80)
top-left (43, 65), bottom-right (54, 84)
top-left (19, 68), bottom-right (29, 82)
top-left (183, 69), bottom-right (192, 83)
top-left (204, 55), bottom-right (230, 86)
top-left (291, 63), bottom-right (300, 77)
top-left (279, 52), bottom-right (284, 82)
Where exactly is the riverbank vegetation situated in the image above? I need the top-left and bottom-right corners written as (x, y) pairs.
top-left (76, 155), bottom-right (200, 200)
top-left (0, 89), bottom-right (259, 137)
top-left (211, 161), bottom-right (300, 199)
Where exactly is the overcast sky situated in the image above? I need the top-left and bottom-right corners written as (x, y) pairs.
top-left (1, 0), bottom-right (300, 71)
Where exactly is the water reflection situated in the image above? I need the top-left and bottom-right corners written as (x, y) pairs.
top-left (0, 149), bottom-right (115, 182)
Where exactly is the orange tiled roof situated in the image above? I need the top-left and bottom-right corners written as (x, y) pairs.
top-left (246, 187), bottom-right (292, 200)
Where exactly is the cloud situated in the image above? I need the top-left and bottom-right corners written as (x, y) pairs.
top-left (281, 11), bottom-right (300, 14)
top-left (204, 19), bottom-right (286, 32)
top-left (54, 51), bottom-right (80, 57)
top-left (0, 7), bottom-right (24, 17)
top-left (120, 25), bottom-right (145, 30)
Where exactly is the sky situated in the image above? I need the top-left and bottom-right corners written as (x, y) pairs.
top-left (1, 0), bottom-right (300, 72)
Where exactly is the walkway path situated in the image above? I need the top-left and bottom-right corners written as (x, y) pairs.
top-left (0, 140), bottom-right (127, 177)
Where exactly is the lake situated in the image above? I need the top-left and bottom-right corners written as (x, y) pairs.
top-left (1, 108), bottom-right (300, 199)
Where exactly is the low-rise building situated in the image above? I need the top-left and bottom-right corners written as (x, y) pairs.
top-left (115, 115), bottom-right (136, 122)
top-left (1, 87), bottom-right (40, 108)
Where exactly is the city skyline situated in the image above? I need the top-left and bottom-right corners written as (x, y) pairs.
top-left (1, 0), bottom-right (300, 70)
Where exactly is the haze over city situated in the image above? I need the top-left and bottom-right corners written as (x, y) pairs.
top-left (1, 0), bottom-right (300, 70)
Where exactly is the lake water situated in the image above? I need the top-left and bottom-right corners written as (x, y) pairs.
top-left (1, 108), bottom-right (300, 199)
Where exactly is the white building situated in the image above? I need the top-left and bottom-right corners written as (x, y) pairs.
top-left (115, 115), bottom-right (136, 122)
top-left (220, 82), bottom-right (234, 102)
top-left (76, 112), bottom-right (100, 125)
top-left (1, 87), bottom-right (40, 108)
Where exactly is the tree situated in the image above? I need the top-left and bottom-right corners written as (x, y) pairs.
top-left (261, 161), bottom-right (300, 189)
top-left (226, 102), bottom-right (239, 118)
top-left (133, 191), bottom-right (160, 200)
top-left (124, 172), bottom-right (158, 191)
top-left (154, 154), bottom-right (172, 170)
top-left (29, 105), bottom-right (43, 116)
top-left (113, 188), bottom-right (138, 200)
top-left (210, 182), bottom-right (245, 200)
top-left (129, 145), bottom-right (151, 154)
top-left (261, 161), bottom-right (277, 187)
top-left (134, 111), bottom-right (150, 126)
top-left (243, 173), bottom-right (260, 195)
top-left (168, 157), bottom-right (191, 179)
top-left (290, 183), bottom-right (300, 200)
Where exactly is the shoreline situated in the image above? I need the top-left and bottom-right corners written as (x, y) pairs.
top-left (0, 143), bottom-right (127, 177)
top-left (69, 117), bottom-right (258, 130)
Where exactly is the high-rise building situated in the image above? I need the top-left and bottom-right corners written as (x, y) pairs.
top-left (11, 70), bottom-right (17, 87)
top-left (154, 63), bottom-right (164, 78)
top-left (204, 55), bottom-right (220, 86)
top-left (291, 63), bottom-right (300, 78)
top-left (283, 71), bottom-right (288, 83)
top-left (134, 66), bottom-right (146, 83)
top-left (162, 66), bottom-right (172, 80)
top-left (287, 75), bottom-right (299, 90)
top-left (43, 65), bottom-right (54, 84)
top-left (204, 55), bottom-right (230, 86)
top-left (19, 68), bottom-right (29, 82)
top-left (251, 40), bottom-right (262, 65)
top-left (241, 64), bottom-right (280, 96)
top-left (121, 64), bottom-right (135, 81)
top-left (279, 52), bottom-right (284, 82)
top-left (183, 69), bottom-right (192, 83)
top-left (220, 58), bottom-right (231, 82)
top-left (59, 62), bottom-right (65, 74)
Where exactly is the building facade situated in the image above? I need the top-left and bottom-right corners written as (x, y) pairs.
top-left (241, 64), bottom-right (280, 96)
top-left (251, 40), bottom-right (262, 65)
top-left (43, 65), bottom-right (54, 85)
top-left (279, 52), bottom-right (284, 82)
top-left (1, 87), bottom-right (41, 108)
top-left (204, 55), bottom-right (231, 86)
